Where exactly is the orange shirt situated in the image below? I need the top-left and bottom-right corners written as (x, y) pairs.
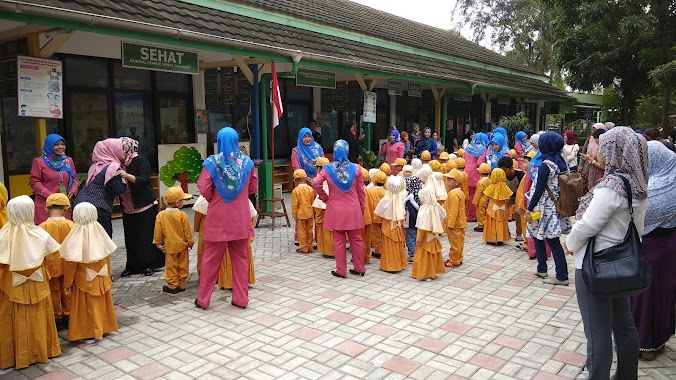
top-left (292, 184), bottom-right (316, 220)
top-left (366, 187), bottom-right (386, 224)
top-left (443, 188), bottom-right (467, 229)
top-left (473, 177), bottom-right (492, 206)
top-left (460, 171), bottom-right (469, 204)
top-left (39, 217), bottom-right (74, 278)
top-left (153, 208), bottom-right (194, 254)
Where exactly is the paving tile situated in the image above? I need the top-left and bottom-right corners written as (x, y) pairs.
top-left (368, 324), bottom-right (398, 337)
top-left (552, 350), bottom-right (587, 367)
top-left (441, 321), bottom-right (473, 335)
top-left (335, 341), bottom-right (369, 357)
top-left (34, 369), bottom-right (77, 380)
top-left (414, 337), bottom-right (449, 353)
top-left (326, 311), bottom-right (356, 324)
top-left (469, 352), bottom-right (506, 372)
top-left (396, 309), bottom-right (424, 321)
top-left (538, 299), bottom-right (567, 309)
top-left (354, 299), bottom-right (383, 309)
top-left (98, 347), bottom-right (137, 364)
top-left (382, 356), bottom-right (421, 376)
top-left (291, 327), bottom-right (323, 341)
top-left (493, 334), bottom-right (528, 350)
top-left (129, 363), bottom-right (171, 380)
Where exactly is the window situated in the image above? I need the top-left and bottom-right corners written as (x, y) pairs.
top-left (2, 97), bottom-right (58, 172)
top-left (65, 57), bottom-right (108, 88)
top-left (114, 92), bottom-right (156, 167)
top-left (158, 96), bottom-right (189, 144)
top-left (156, 71), bottom-right (189, 93)
top-left (113, 62), bottom-right (151, 90)
top-left (69, 92), bottom-right (110, 170)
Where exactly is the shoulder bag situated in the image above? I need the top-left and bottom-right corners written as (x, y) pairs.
top-left (581, 176), bottom-right (652, 296)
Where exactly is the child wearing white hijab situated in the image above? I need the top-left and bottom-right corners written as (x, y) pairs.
top-left (374, 176), bottom-right (409, 273)
top-left (60, 202), bottom-right (118, 343)
top-left (0, 195), bottom-right (61, 369)
top-left (411, 188), bottom-right (447, 280)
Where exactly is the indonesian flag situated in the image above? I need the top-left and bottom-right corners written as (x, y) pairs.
top-left (271, 63), bottom-right (283, 128)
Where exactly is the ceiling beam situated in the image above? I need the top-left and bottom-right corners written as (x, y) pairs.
top-left (354, 73), bottom-right (367, 91)
top-left (232, 55), bottom-right (254, 84)
top-left (369, 78), bottom-right (378, 91)
top-left (39, 32), bottom-right (73, 58)
top-left (258, 63), bottom-right (270, 80)
top-left (200, 58), bottom-right (270, 70)
top-left (0, 24), bottom-right (51, 44)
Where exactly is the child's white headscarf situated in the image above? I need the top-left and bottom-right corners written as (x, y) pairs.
top-left (374, 176), bottom-right (407, 228)
top-left (429, 172), bottom-right (448, 201)
top-left (60, 202), bottom-right (117, 263)
top-left (416, 188), bottom-right (446, 236)
top-left (411, 158), bottom-right (423, 175)
top-left (0, 195), bottom-right (59, 271)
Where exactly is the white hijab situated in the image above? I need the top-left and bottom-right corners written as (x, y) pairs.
top-left (374, 176), bottom-right (407, 227)
top-left (60, 202), bottom-right (117, 263)
top-left (430, 172), bottom-right (448, 201)
top-left (416, 187), bottom-right (446, 236)
top-left (0, 196), bottom-right (59, 271)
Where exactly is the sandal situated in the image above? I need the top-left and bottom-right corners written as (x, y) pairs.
top-left (444, 260), bottom-right (453, 268)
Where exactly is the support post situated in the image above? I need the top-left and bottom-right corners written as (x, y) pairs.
top-left (27, 33), bottom-right (46, 158)
top-left (363, 79), bottom-right (372, 152)
top-left (249, 64), bottom-right (260, 159)
top-left (259, 76), bottom-right (272, 211)
top-left (441, 94), bottom-right (448, 144)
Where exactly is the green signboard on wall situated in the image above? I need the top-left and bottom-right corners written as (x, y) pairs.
top-left (408, 83), bottom-right (422, 97)
top-left (121, 42), bottom-right (199, 75)
top-left (296, 68), bottom-right (336, 89)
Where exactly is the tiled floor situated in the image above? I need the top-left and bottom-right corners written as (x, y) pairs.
top-left (1, 199), bottom-right (674, 379)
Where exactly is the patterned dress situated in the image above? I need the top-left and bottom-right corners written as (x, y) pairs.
top-left (526, 160), bottom-right (572, 240)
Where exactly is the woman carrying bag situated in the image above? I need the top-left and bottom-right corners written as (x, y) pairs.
top-left (566, 127), bottom-right (649, 380)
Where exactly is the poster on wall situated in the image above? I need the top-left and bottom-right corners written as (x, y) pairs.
top-left (195, 110), bottom-right (209, 134)
top-left (17, 56), bottom-right (63, 119)
top-left (363, 91), bottom-right (377, 123)
top-left (158, 144), bottom-right (207, 205)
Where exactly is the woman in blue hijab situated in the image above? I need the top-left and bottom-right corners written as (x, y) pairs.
top-left (414, 127), bottom-right (437, 158)
top-left (487, 134), bottom-right (510, 169)
top-left (514, 131), bottom-right (531, 171)
top-left (292, 127), bottom-right (324, 178)
top-left (196, 127), bottom-right (256, 310)
top-left (30, 133), bottom-right (79, 224)
top-left (313, 140), bottom-right (366, 279)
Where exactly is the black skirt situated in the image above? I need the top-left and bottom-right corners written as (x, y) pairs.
top-left (122, 206), bottom-right (165, 273)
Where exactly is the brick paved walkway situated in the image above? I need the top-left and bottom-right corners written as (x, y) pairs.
top-left (2, 199), bottom-right (674, 380)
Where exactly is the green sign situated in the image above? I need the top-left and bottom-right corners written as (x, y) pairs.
top-left (296, 68), bottom-right (336, 89)
top-left (454, 92), bottom-right (473, 102)
top-left (408, 83), bottom-right (422, 97)
top-left (388, 80), bottom-right (403, 95)
top-left (122, 42), bottom-right (199, 75)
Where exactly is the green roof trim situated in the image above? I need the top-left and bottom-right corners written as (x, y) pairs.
top-left (569, 92), bottom-right (604, 106)
top-left (178, 0), bottom-right (549, 82)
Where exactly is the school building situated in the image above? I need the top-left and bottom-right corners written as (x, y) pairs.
top-left (0, 0), bottom-right (570, 201)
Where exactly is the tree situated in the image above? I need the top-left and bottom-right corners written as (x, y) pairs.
top-left (497, 112), bottom-right (532, 144)
top-left (159, 146), bottom-right (203, 193)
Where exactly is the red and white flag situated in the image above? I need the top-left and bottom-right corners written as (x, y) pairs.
top-left (271, 63), bottom-right (283, 128)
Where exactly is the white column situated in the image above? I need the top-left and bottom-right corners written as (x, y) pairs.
top-left (193, 69), bottom-right (206, 110)
top-left (390, 94), bottom-right (397, 129)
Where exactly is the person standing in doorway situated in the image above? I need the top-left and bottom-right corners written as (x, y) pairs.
top-left (345, 122), bottom-right (364, 163)
top-left (444, 119), bottom-right (459, 152)
top-left (309, 119), bottom-right (322, 145)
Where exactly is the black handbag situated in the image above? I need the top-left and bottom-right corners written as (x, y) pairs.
top-left (581, 176), bottom-right (652, 296)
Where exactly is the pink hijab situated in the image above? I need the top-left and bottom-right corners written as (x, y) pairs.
top-left (86, 139), bottom-right (125, 185)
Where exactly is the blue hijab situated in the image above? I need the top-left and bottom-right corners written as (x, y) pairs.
top-left (493, 127), bottom-right (508, 139)
top-left (389, 130), bottom-right (401, 144)
top-left (466, 132), bottom-right (489, 158)
top-left (538, 132), bottom-right (568, 172)
top-left (324, 140), bottom-right (356, 192)
top-left (488, 134), bottom-right (510, 169)
top-left (295, 127), bottom-right (323, 177)
top-left (42, 134), bottom-right (75, 192)
top-left (515, 131), bottom-right (531, 151)
top-left (203, 127), bottom-right (253, 203)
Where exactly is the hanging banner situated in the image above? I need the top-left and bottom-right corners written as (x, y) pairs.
top-left (363, 91), bottom-right (377, 123)
top-left (122, 42), bottom-right (199, 75)
top-left (388, 80), bottom-right (403, 96)
top-left (17, 56), bottom-right (63, 119)
top-left (408, 83), bottom-right (422, 97)
top-left (296, 68), bottom-right (336, 89)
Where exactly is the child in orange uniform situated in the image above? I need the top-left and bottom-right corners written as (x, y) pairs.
top-left (153, 187), bottom-right (194, 294)
top-left (473, 163), bottom-right (492, 232)
top-left (366, 170), bottom-right (387, 258)
top-left (39, 193), bottom-right (74, 331)
top-left (313, 157), bottom-right (333, 258)
top-left (379, 163), bottom-right (391, 176)
top-left (60, 202), bottom-right (118, 343)
top-left (455, 158), bottom-right (470, 210)
top-left (192, 195), bottom-right (208, 278)
top-left (292, 169), bottom-right (316, 254)
top-left (0, 183), bottom-right (10, 370)
top-left (374, 176), bottom-right (408, 272)
top-left (411, 188), bottom-right (446, 280)
top-left (218, 200), bottom-right (257, 290)
top-left (392, 158), bottom-right (407, 176)
top-left (360, 167), bottom-right (373, 263)
top-left (0, 196), bottom-right (61, 369)
top-left (443, 169), bottom-right (467, 267)
top-left (482, 168), bottom-right (513, 245)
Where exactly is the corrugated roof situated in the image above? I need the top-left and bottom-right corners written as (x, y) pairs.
top-left (13, 0), bottom-right (568, 99)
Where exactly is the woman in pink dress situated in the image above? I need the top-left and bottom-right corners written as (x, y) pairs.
top-left (464, 132), bottom-right (488, 222)
top-left (313, 140), bottom-right (366, 278)
top-left (196, 127), bottom-right (257, 310)
top-left (29, 134), bottom-right (79, 224)
top-left (379, 130), bottom-right (405, 165)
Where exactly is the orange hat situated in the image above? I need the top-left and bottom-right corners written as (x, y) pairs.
top-left (443, 168), bottom-right (464, 183)
top-left (361, 167), bottom-right (369, 183)
top-left (165, 186), bottom-right (192, 204)
top-left (526, 150), bottom-right (537, 159)
top-left (429, 160), bottom-right (442, 172)
top-left (509, 149), bottom-right (517, 158)
top-left (46, 193), bottom-right (70, 207)
top-left (394, 158), bottom-right (407, 167)
top-left (293, 169), bottom-right (307, 179)
top-left (373, 170), bottom-right (387, 184)
top-left (439, 152), bottom-right (450, 161)
top-left (444, 161), bottom-right (457, 172)
top-left (455, 157), bottom-right (466, 169)
top-left (420, 150), bottom-right (431, 161)
top-left (456, 148), bottom-right (465, 157)
top-left (379, 163), bottom-right (391, 175)
top-left (316, 157), bottom-right (330, 166)
top-left (477, 163), bottom-right (491, 174)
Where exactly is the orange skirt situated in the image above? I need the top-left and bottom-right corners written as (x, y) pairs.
top-left (483, 200), bottom-right (510, 243)
top-left (68, 287), bottom-right (118, 342)
top-left (411, 231), bottom-right (445, 280)
top-left (12, 295), bottom-right (61, 369)
top-left (218, 244), bottom-right (256, 289)
top-left (0, 290), bottom-right (14, 369)
top-left (379, 221), bottom-right (408, 272)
